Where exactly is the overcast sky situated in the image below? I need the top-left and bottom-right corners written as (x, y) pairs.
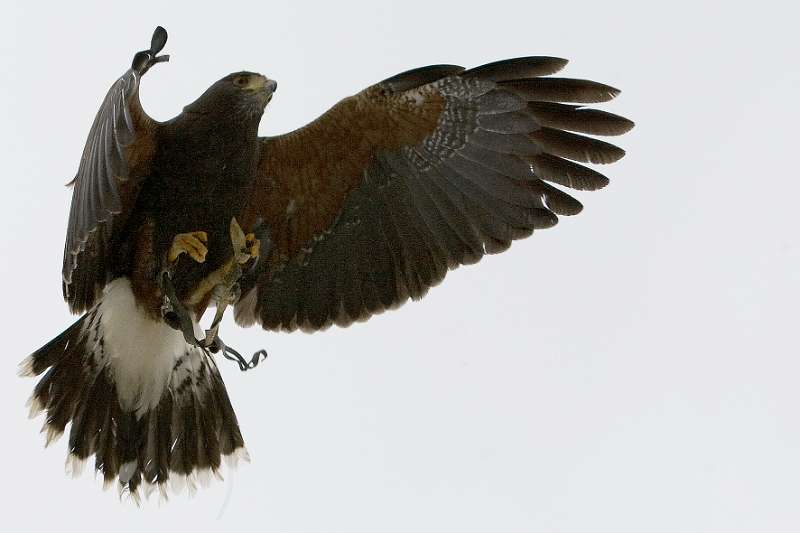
top-left (2, 1), bottom-right (798, 532)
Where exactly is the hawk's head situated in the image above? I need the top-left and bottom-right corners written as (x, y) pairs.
top-left (184, 71), bottom-right (277, 120)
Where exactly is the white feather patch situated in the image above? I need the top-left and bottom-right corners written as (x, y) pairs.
top-left (224, 447), bottom-right (251, 469)
top-left (65, 455), bottom-right (87, 479)
top-left (98, 278), bottom-right (192, 418)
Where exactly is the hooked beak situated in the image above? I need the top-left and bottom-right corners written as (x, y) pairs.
top-left (246, 75), bottom-right (278, 105)
top-left (245, 75), bottom-right (277, 94)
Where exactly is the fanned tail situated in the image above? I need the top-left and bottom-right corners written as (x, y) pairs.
top-left (20, 277), bottom-right (248, 501)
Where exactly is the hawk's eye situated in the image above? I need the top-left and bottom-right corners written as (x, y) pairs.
top-left (233, 76), bottom-right (249, 87)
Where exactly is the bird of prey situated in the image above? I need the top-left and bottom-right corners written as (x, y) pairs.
top-left (20, 27), bottom-right (633, 500)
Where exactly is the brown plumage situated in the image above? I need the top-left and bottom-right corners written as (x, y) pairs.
top-left (234, 58), bottom-right (633, 332)
top-left (21, 27), bottom-right (633, 500)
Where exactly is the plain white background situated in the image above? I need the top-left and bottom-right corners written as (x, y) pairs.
top-left (2, 1), bottom-right (798, 531)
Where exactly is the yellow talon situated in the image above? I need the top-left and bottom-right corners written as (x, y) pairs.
top-left (169, 231), bottom-right (208, 263)
top-left (245, 233), bottom-right (260, 260)
top-left (229, 218), bottom-right (259, 264)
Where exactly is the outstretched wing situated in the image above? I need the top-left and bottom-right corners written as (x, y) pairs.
top-left (62, 67), bottom-right (158, 313)
top-left (236, 57), bottom-right (633, 332)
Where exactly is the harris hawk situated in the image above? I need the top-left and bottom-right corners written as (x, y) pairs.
top-left (20, 27), bottom-right (633, 500)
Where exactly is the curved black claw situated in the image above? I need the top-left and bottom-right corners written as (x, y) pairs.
top-left (211, 337), bottom-right (268, 372)
top-left (132, 26), bottom-right (170, 75)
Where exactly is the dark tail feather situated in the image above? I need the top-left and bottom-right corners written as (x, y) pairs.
top-left (20, 303), bottom-right (248, 502)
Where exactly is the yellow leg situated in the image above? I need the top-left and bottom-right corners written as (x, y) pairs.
top-left (187, 258), bottom-right (235, 306)
top-left (168, 231), bottom-right (208, 263)
top-left (186, 220), bottom-right (259, 307)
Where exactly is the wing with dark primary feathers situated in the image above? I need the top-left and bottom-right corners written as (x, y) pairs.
top-left (236, 57), bottom-right (633, 332)
top-left (62, 38), bottom-right (165, 314)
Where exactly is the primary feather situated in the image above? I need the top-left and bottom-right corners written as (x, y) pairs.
top-left (25, 27), bottom-right (633, 501)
